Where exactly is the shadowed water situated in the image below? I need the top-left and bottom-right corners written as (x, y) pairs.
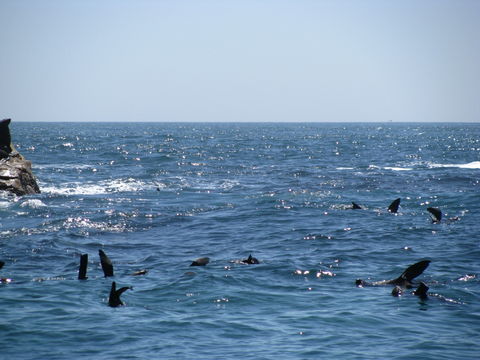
top-left (1, 122), bottom-right (479, 359)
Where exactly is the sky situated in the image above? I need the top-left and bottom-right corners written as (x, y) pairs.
top-left (1, 0), bottom-right (479, 122)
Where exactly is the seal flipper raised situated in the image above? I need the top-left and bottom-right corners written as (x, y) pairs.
top-left (78, 254), bottom-right (88, 280)
top-left (108, 281), bottom-right (132, 307)
top-left (241, 254), bottom-right (259, 264)
top-left (388, 198), bottom-right (401, 213)
top-left (389, 260), bottom-right (430, 287)
top-left (413, 282), bottom-right (429, 300)
top-left (351, 202), bottom-right (363, 210)
top-left (427, 207), bottom-right (442, 223)
top-left (99, 250), bottom-right (114, 277)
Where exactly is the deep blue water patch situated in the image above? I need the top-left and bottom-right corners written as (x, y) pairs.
top-left (1, 122), bottom-right (479, 359)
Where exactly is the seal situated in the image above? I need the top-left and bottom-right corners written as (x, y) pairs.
top-left (427, 207), bottom-right (460, 224)
top-left (99, 250), bottom-right (114, 277)
top-left (427, 207), bottom-right (442, 223)
top-left (240, 254), bottom-right (260, 264)
top-left (388, 198), bottom-right (401, 213)
top-left (356, 260), bottom-right (430, 288)
top-left (108, 281), bottom-right (132, 307)
top-left (351, 202), bottom-right (363, 210)
top-left (190, 257), bottom-right (210, 266)
top-left (78, 253), bottom-right (88, 280)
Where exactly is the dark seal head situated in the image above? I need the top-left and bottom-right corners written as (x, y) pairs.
top-left (190, 257), bottom-right (210, 266)
top-left (391, 286), bottom-right (403, 297)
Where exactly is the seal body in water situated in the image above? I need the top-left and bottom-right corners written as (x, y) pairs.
top-left (356, 260), bottom-right (430, 289)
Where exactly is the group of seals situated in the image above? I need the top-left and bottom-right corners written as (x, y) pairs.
top-left (351, 198), bottom-right (460, 224)
top-left (77, 250), bottom-right (147, 307)
top-left (350, 198), bottom-right (401, 213)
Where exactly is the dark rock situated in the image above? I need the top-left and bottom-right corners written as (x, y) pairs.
top-left (0, 118), bottom-right (40, 196)
top-left (0, 153), bottom-right (41, 196)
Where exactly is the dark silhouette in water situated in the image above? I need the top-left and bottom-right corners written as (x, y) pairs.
top-left (99, 250), bottom-right (114, 277)
top-left (427, 207), bottom-right (460, 224)
top-left (388, 198), bottom-right (401, 213)
top-left (356, 260), bottom-right (430, 289)
top-left (132, 269), bottom-right (148, 276)
top-left (427, 207), bottom-right (442, 223)
top-left (78, 254), bottom-right (88, 280)
top-left (108, 281), bottom-right (132, 307)
top-left (0, 260), bottom-right (13, 283)
top-left (241, 254), bottom-right (260, 264)
top-left (413, 282), bottom-right (429, 300)
top-left (391, 281), bottom-right (429, 300)
top-left (351, 202), bottom-right (363, 210)
top-left (190, 257), bottom-right (210, 266)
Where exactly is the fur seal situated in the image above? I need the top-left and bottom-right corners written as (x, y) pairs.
top-left (388, 198), bottom-right (401, 213)
top-left (240, 254), bottom-right (260, 264)
top-left (427, 207), bottom-right (442, 223)
top-left (78, 254), bottom-right (88, 280)
top-left (190, 257), bottom-right (210, 266)
top-left (356, 260), bottom-right (430, 289)
top-left (108, 281), bottom-right (132, 307)
top-left (391, 281), bottom-right (429, 300)
top-left (427, 207), bottom-right (460, 224)
top-left (99, 250), bottom-right (114, 277)
top-left (351, 202), bottom-right (363, 210)
top-left (132, 269), bottom-right (148, 276)
top-left (0, 260), bottom-right (12, 283)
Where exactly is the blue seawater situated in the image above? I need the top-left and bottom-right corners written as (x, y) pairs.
top-left (1, 122), bottom-right (479, 360)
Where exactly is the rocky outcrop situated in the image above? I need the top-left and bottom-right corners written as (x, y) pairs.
top-left (0, 152), bottom-right (41, 196)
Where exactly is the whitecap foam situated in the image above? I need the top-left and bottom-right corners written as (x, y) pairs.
top-left (428, 161), bottom-right (480, 169)
top-left (20, 199), bottom-right (47, 208)
top-left (384, 167), bottom-right (413, 171)
top-left (40, 178), bottom-right (154, 195)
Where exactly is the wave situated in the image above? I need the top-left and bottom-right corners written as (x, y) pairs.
top-left (428, 161), bottom-right (480, 169)
top-left (40, 178), bottom-right (154, 195)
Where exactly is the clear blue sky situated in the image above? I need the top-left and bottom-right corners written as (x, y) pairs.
top-left (1, 0), bottom-right (479, 122)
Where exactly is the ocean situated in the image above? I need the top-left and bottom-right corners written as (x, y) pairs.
top-left (1, 122), bottom-right (479, 359)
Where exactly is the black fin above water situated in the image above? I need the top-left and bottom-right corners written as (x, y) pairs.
top-left (0, 261), bottom-right (4, 270)
top-left (78, 254), bottom-right (88, 280)
top-left (108, 281), bottom-right (132, 307)
top-left (190, 257), bottom-right (210, 266)
top-left (388, 198), bottom-right (401, 213)
top-left (396, 260), bottom-right (431, 283)
top-left (427, 207), bottom-right (442, 223)
top-left (99, 250), bottom-right (114, 277)
top-left (352, 202), bottom-right (363, 210)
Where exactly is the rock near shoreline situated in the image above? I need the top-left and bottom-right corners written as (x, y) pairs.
top-left (0, 153), bottom-right (41, 196)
